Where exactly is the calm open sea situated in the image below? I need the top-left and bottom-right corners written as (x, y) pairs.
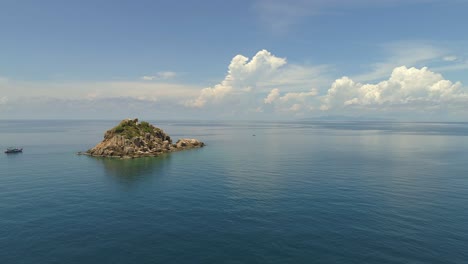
top-left (1, 120), bottom-right (468, 263)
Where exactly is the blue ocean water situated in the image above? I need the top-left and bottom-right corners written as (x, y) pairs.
top-left (1, 120), bottom-right (468, 263)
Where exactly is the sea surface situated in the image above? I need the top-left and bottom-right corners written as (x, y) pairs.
top-left (1, 120), bottom-right (467, 264)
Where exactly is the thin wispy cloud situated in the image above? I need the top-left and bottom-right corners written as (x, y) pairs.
top-left (433, 61), bottom-right (468, 72)
top-left (141, 71), bottom-right (177, 81)
top-left (351, 42), bottom-right (446, 82)
top-left (443, 56), bottom-right (458, 62)
top-left (252, 0), bottom-right (317, 33)
top-left (253, 0), bottom-right (441, 33)
top-left (0, 80), bottom-right (200, 102)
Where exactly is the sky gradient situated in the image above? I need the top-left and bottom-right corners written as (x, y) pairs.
top-left (1, 0), bottom-right (468, 120)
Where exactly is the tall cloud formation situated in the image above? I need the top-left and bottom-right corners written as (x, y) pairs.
top-left (185, 50), bottom-right (287, 108)
top-left (321, 66), bottom-right (467, 111)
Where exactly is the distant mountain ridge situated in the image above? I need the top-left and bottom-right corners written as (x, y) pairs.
top-left (300, 115), bottom-right (396, 122)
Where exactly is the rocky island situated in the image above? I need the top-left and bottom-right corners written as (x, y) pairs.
top-left (80, 118), bottom-right (204, 159)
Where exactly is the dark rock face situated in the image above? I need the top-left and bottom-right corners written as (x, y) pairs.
top-left (83, 118), bottom-right (204, 158)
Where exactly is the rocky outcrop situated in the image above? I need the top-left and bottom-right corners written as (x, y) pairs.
top-left (80, 118), bottom-right (204, 158)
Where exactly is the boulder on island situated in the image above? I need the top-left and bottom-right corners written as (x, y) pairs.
top-left (82, 118), bottom-right (204, 158)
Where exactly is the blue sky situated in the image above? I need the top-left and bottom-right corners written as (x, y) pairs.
top-left (1, 0), bottom-right (468, 120)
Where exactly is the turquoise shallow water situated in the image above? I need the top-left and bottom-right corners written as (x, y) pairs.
top-left (1, 120), bottom-right (468, 263)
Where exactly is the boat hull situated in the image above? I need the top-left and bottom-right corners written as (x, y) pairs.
top-left (4, 149), bottom-right (22, 154)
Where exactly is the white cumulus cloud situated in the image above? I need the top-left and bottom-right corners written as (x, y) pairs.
top-left (185, 50), bottom-right (287, 108)
top-left (277, 88), bottom-right (318, 103)
top-left (321, 66), bottom-right (467, 111)
top-left (264, 88), bottom-right (280, 104)
top-left (263, 87), bottom-right (318, 113)
top-left (289, 103), bottom-right (302, 112)
top-left (264, 88), bottom-right (318, 104)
